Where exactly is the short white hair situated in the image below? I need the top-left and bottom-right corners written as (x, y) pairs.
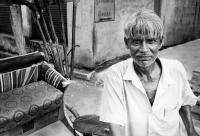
top-left (124, 9), bottom-right (164, 40)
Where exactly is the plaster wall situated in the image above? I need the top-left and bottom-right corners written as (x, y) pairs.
top-left (161, 0), bottom-right (200, 46)
top-left (66, 0), bottom-right (95, 68)
top-left (3, 0), bottom-right (199, 69)
top-left (66, 0), bottom-right (154, 69)
top-left (94, 0), bottom-right (154, 66)
top-left (72, 0), bottom-right (200, 68)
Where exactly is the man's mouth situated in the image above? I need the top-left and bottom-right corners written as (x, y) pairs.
top-left (136, 56), bottom-right (152, 60)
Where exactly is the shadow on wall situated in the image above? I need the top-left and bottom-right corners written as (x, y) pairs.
top-left (0, 33), bottom-right (18, 58)
top-left (0, 33), bottom-right (50, 58)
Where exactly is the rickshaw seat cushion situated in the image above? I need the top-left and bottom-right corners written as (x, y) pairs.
top-left (0, 81), bottom-right (63, 133)
top-left (0, 52), bottom-right (66, 133)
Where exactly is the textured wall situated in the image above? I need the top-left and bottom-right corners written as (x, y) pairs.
top-left (2, 0), bottom-right (199, 69)
top-left (66, 0), bottom-right (95, 68)
top-left (67, 0), bottom-right (154, 68)
top-left (93, 0), bottom-right (154, 66)
top-left (161, 0), bottom-right (200, 46)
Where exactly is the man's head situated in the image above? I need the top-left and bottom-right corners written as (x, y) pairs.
top-left (124, 9), bottom-right (164, 68)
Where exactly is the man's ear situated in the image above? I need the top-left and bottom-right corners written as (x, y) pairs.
top-left (124, 38), bottom-right (129, 49)
top-left (159, 37), bottom-right (164, 49)
top-left (158, 43), bottom-right (162, 50)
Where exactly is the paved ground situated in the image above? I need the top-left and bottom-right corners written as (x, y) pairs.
top-left (159, 39), bottom-right (200, 80)
top-left (64, 39), bottom-right (200, 133)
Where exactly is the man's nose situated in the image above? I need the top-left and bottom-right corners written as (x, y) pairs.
top-left (140, 41), bottom-right (149, 51)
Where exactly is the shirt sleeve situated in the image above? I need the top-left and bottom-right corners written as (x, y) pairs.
top-left (99, 67), bottom-right (126, 126)
top-left (178, 61), bottom-right (198, 106)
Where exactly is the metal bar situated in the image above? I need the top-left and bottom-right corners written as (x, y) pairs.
top-left (45, 5), bottom-right (58, 43)
top-left (35, 0), bottom-right (65, 75)
top-left (58, 0), bottom-right (69, 78)
top-left (35, 0), bottom-right (51, 42)
top-left (45, 3), bottom-right (66, 77)
top-left (33, 0), bottom-right (51, 61)
top-left (70, 0), bottom-right (77, 79)
top-left (35, 17), bottom-right (51, 61)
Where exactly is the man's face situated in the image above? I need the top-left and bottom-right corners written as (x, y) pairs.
top-left (125, 34), bottom-right (162, 68)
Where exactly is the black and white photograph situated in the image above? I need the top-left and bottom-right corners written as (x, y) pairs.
top-left (0, 0), bottom-right (200, 135)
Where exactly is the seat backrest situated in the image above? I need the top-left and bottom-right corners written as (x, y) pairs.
top-left (0, 51), bottom-right (45, 93)
top-left (0, 51), bottom-right (45, 73)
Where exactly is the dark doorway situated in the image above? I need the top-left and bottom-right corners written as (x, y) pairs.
top-left (154, 0), bottom-right (161, 17)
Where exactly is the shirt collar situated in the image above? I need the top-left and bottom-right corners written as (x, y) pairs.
top-left (122, 58), bottom-right (175, 86)
top-left (122, 58), bottom-right (145, 92)
top-left (122, 58), bottom-right (138, 81)
top-left (159, 58), bottom-right (176, 85)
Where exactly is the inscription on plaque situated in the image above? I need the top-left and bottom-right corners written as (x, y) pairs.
top-left (94, 0), bottom-right (115, 22)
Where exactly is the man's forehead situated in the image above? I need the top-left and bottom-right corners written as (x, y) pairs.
top-left (131, 34), bottom-right (158, 39)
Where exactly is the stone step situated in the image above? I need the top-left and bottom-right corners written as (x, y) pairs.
top-left (27, 121), bottom-right (74, 136)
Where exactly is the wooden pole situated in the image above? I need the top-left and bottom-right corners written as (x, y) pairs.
top-left (10, 5), bottom-right (27, 55)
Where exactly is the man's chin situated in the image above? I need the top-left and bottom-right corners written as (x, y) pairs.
top-left (135, 61), bottom-right (154, 68)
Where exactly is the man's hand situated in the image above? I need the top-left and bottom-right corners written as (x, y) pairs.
top-left (189, 131), bottom-right (199, 136)
top-left (179, 105), bottom-right (199, 136)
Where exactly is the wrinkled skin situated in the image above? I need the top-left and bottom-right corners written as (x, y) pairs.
top-left (124, 34), bottom-right (162, 69)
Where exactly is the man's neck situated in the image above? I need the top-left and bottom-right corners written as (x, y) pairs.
top-left (133, 60), bottom-right (161, 81)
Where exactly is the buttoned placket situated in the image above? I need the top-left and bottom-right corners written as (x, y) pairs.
top-left (132, 71), bottom-right (176, 136)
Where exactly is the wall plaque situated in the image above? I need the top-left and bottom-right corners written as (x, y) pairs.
top-left (94, 0), bottom-right (115, 22)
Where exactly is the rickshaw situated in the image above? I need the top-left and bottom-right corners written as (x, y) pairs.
top-left (0, 0), bottom-right (113, 135)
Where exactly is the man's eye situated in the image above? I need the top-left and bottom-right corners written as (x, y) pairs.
top-left (146, 39), bottom-right (157, 44)
top-left (133, 40), bottom-right (142, 44)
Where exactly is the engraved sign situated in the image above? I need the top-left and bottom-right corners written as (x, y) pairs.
top-left (94, 0), bottom-right (115, 22)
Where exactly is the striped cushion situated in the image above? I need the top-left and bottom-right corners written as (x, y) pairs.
top-left (0, 63), bottom-right (40, 93)
top-left (41, 62), bottom-right (66, 90)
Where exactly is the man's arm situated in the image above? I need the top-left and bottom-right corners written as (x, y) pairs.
top-left (179, 105), bottom-right (199, 136)
top-left (99, 67), bottom-right (126, 136)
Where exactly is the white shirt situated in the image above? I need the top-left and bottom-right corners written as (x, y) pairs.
top-left (100, 58), bottom-right (197, 136)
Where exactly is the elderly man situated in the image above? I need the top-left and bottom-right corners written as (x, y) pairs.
top-left (100, 9), bottom-right (199, 136)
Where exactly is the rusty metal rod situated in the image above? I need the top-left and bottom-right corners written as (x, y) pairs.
top-left (45, 6), bottom-right (58, 43)
top-left (70, 0), bottom-right (77, 79)
top-left (35, 0), bottom-right (65, 75)
top-left (45, 3), bottom-right (66, 76)
top-left (35, 16), bottom-right (51, 61)
top-left (35, 0), bottom-right (51, 41)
